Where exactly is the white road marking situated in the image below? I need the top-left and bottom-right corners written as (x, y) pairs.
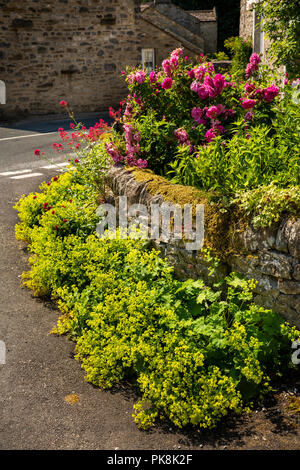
top-left (0, 132), bottom-right (57, 142)
top-left (10, 172), bottom-right (43, 180)
top-left (40, 162), bottom-right (69, 169)
top-left (0, 169), bottom-right (32, 176)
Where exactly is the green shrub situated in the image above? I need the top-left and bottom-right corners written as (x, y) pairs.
top-left (233, 184), bottom-right (300, 228)
top-left (169, 125), bottom-right (300, 195)
top-left (224, 36), bottom-right (252, 80)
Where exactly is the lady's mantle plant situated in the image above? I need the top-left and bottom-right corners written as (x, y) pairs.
top-left (14, 166), bottom-right (300, 430)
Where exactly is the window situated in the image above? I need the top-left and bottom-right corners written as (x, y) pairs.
top-left (142, 49), bottom-right (155, 73)
top-left (0, 80), bottom-right (6, 105)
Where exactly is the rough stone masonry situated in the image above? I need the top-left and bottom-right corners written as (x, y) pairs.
top-left (106, 167), bottom-right (300, 328)
top-left (0, 0), bottom-right (217, 120)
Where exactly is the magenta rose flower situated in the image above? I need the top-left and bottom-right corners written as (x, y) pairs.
top-left (149, 71), bottom-right (157, 83)
top-left (262, 85), bottom-right (280, 103)
top-left (244, 82), bottom-right (256, 93)
top-left (161, 77), bottom-right (173, 90)
top-left (162, 59), bottom-right (172, 77)
top-left (241, 99), bottom-right (256, 109)
top-left (206, 105), bottom-right (220, 119)
top-left (191, 107), bottom-right (203, 121)
top-left (249, 53), bottom-right (261, 66)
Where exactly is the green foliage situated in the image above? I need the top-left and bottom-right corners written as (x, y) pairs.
top-left (169, 124), bottom-right (300, 196)
top-left (213, 51), bottom-right (230, 61)
top-left (255, 0), bottom-right (300, 77)
top-left (224, 36), bottom-right (253, 80)
top-left (14, 171), bottom-right (300, 430)
top-left (14, 171), bottom-right (101, 244)
top-left (74, 139), bottom-right (112, 196)
top-left (111, 48), bottom-right (299, 221)
top-left (233, 184), bottom-right (300, 229)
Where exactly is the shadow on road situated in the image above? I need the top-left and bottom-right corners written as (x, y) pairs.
top-left (0, 112), bottom-right (112, 134)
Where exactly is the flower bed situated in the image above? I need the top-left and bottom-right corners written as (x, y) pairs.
top-left (14, 168), bottom-right (300, 430)
top-left (16, 46), bottom-right (300, 431)
top-left (105, 49), bottom-right (299, 214)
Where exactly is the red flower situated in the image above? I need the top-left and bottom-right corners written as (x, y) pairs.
top-left (63, 219), bottom-right (68, 223)
top-left (241, 99), bottom-right (256, 109)
top-left (59, 100), bottom-right (68, 107)
top-left (34, 149), bottom-right (41, 156)
top-left (161, 77), bottom-right (173, 90)
top-left (74, 158), bottom-right (80, 163)
top-left (53, 176), bottom-right (58, 181)
top-left (33, 195), bottom-right (37, 199)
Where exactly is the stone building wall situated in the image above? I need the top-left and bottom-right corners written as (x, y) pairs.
top-left (0, 0), bottom-right (217, 121)
top-left (239, 0), bottom-right (275, 70)
top-left (150, 3), bottom-right (217, 54)
top-left (239, 0), bottom-right (253, 40)
top-left (105, 166), bottom-right (300, 328)
top-left (0, 0), bottom-right (142, 120)
top-left (137, 20), bottom-right (199, 68)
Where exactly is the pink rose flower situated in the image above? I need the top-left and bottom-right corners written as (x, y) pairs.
top-left (241, 99), bottom-right (256, 109)
top-left (244, 82), bottom-right (256, 93)
top-left (213, 74), bottom-right (226, 94)
top-left (161, 77), bottom-right (173, 90)
top-left (216, 104), bottom-right (226, 114)
top-left (136, 159), bottom-right (148, 169)
top-left (191, 107), bottom-right (203, 121)
top-left (194, 66), bottom-right (206, 81)
top-left (205, 129), bottom-right (217, 143)
top-left (262, 84), bottom-right (280, 102)
top-left (206, 105), bottom-right (220, 119)
top-left (174, 128), bottom-right (190, 144)
top-left (250, 53), bottom-right (261, 66)
top-left (162, 59), bottom-right (172, 77)
top-left (149, 71), bottom-right (157, 83)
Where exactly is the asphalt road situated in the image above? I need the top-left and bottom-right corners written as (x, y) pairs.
top-left (0, 113), bottom-right (110, 172)
top-left (0, 116), bottom-right (299, 451)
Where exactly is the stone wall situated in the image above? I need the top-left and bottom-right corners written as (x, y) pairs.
top-left (105, 166), bottom-right (300, 328)
top-left (0, 0), bottom-right (217, 121)
top-left (239, 0), bottom-right (253, 40)
top-left (0, 0), bottom-right (141, 120)
top-left (239, 0), bottom-right (278, 73)
top-left (137, 20), bottom-right (198, 69)
top-left (150, 3), bottom-right (217, 54)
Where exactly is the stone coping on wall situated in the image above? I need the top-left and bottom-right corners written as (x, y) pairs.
top-left (105, 166), bottom-right (300, 328)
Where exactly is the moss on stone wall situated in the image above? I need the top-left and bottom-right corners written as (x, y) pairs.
top-left (128, 167), bottom-right (231, 257)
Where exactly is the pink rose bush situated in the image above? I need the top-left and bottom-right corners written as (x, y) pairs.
top-left (103, 48), bottom-right (285, 174)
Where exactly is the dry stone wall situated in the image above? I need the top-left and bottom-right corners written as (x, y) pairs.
top-left (105, 166), bottom-right (300, 328)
